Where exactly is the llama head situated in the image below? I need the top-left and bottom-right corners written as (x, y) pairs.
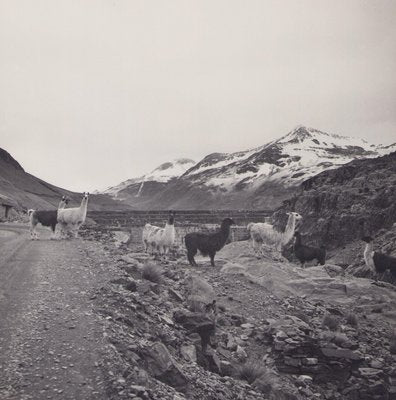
top-left (82, 192), bottom-right (89, 200)
top-left (58, 196), bottom-right (69, 209)
top-left (168, 210), bottom-right (175, 225)
top-left (286, 212), bottom-right (302, 226)
top-left (27, 209), bottom-right (35, 216)
top-left (221, 218), bottom-right (235, 227)
top-left (61, 196), bottom-right (70, 205)
top-left (361, 236), bottom-right (374, 243)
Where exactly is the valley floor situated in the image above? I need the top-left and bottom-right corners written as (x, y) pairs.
top-left (0, 224), bottom-right (114, 400)
top-left (1, 223), bottom-right (396, 399)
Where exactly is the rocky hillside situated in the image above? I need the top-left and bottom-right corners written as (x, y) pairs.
top-left (100, 126), bottom-right (396, 210)
top-left (0, 147), bottom-right (130, 212)
top-left (283, 151), bottom-right (396, 250)
top-left (77, 225), bottom-right (396, 400)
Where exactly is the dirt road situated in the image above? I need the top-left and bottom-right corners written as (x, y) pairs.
top-left (0, 223), bottom-right (110, 400)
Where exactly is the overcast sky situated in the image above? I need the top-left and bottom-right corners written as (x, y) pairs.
top-left (1, 0), bottom-right (395, 192)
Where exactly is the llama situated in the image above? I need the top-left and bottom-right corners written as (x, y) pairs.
top-left (184, 218), bottom-right (235, 267)
top-left (142, 211), bottom-right (176, 255)
top-left (142, 223), bottom-right (160, 254)
top-left (29, 196), bottom-right (69, 240)
top-left (57, 192), bottom-right (89, 238)
top-left (362, 236), bottom-right (396, 278)
top-left (247, 212), bottom-right (302, 255)
top-left (293, 231), bottom-right (326, 268)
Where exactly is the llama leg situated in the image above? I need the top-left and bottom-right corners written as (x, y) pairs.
top-left (30, 224), bottom-right (35, 240)
top-left (32, 224), bottom-right (39, 240)
top-left (59, 222), bottom-right (66, 239)
top-left (209, 251), bottom-right (216, 267)
top-left (187, 247), bottom-right (198, 266)
top-left (50, 223), bottom-right (57, 240)
top-left (252, 239), bottom-right (261, 257)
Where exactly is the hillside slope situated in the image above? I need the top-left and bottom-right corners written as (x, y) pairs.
top-left (0, 148), bottom-right (130, 211)
top-left (283, 151), bottom-right (396, 249)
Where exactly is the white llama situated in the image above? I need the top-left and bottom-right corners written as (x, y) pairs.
top-left (57, 192), bottom-right (89, 238)
top-left (247, 212), bottom-right (302, 254)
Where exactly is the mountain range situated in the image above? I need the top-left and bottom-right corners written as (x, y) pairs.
top-left (99, 126), bottom-right (396, 209)
top-left (2, 125), bottom-right (395, 212)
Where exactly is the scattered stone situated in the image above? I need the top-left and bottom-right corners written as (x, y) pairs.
top-left (141, 342), bottom-right (188, 391)
top-left (180, 344), bottom-right (197, 363)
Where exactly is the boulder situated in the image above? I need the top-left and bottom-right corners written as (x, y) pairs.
top-left (173, 309), bottom-right (216, 351)
top-left (141, 342), bottom-right (188, 391)
top-left (184, 275), bottom-right (215, 311)
top-left (180, 344), bottom-right (197, 363)
top-left (113, 231), bottom-right (131, 247)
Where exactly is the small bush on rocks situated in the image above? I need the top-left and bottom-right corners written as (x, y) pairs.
top-left (345, 312), bottom-right (359, 327)
top-left (142, 263), bottom-right (163, 284)
top-left (322, 314), bottom-right (340, 331)
top-left (236, 361), bottom-right (267, 384)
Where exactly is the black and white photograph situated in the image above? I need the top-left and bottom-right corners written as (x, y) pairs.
top-left (1, 1), bottom-right (396, 399)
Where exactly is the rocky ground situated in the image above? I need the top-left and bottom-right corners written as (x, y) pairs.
top-left (79, 226), bottom-right (396, 400)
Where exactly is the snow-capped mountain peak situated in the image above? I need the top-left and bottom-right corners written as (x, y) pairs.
top-left (98, 126), bottom-right (396, 209)
top-left (146, 158), bottom-right (196, 183)
top-left (100, 158), bottom-right (195, 197)
top-left (181, 125), bottom-right (395, 191)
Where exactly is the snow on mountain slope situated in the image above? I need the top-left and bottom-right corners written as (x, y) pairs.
top-left (101, 158), bottom-right (195, 197)
top-left (181, 125), bottom-right (396, 191)
top-left (99, 125), bottom-right (396, 209)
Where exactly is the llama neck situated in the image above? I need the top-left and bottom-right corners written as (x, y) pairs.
top-left (164, 222), bottom-right (175, 234)
top-left (79, 198), bottom-right (88, 217)
top-left (283, 215), bottom-right (296, 244)
top-left (219, 225), bottom-right (231, 245)
top-left (364, 242), bottom-right (375, 271)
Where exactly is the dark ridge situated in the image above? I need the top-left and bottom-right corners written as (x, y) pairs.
top-left (0, 148), bottom-right (24, 171)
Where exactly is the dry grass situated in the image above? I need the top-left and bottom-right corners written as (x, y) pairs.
top-left (345, 312), bottom-right (359, 327)
top-left (236, 361), bottom-right (267, 384)
top-left (142, 263), bottom-right (163, 284)
top-left (322, 314), bottom-right (340, 331)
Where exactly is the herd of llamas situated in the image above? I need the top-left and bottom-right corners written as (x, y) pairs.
top-left (28, 192), bottom-right (89, 240)
top-left (26, 195), bottom-right (396, 277)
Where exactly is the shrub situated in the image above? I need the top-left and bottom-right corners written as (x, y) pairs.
top-left (142, 263), bottom-right (163, 284)
top-left (322, 314), bottom-right (340, 331)
top-left (236, 361), bottom-right (267, 384)
top-left (345, 312), bottom-right (359, 327)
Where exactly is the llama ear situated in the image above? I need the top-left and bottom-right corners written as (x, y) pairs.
top-left (286, 212), bottom-right (291, 216)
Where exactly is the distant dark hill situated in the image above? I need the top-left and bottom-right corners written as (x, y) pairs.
top-left (282, 151), bottom-right (396, 249)
top-left (0, 147), bottom-right (131, 211)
